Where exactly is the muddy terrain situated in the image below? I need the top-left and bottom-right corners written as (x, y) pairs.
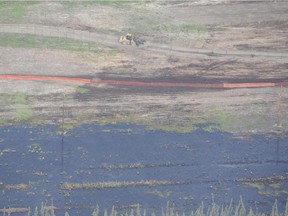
top-left (0, 1), bottom-right (287, 134)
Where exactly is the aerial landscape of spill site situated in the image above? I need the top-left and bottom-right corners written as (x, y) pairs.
top-left (0, 0), bottom-right (288, 215)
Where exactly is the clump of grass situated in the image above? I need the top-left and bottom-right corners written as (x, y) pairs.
top-left (147, 190), bottom-right (174, 198)
top-left (14, 105), bottom-right (33, 120)
top-left (259, 190), bottom-right (288, 197)
top-left (241, 176), bottom-right (288, 198)
top-left (203, 124), bottom-right (219, 133)
top-left (206, 106), bottom-right (239, 133)
top-left (76, 87), bottom-right (90, 94)
top-left (4, 93), bottom-right (34, 121)
top-left (178, 24), bottom-right (208, 33)
top-left (243, 182), bottom-right (265, 190)
top-left (13, 92), bottom-right (27, 103)
top-left (148, 124), bottom-right (197, 134)
top-left (93, 0), bottom-right (129, 6)
top-left (1, 198), bottom-right (288, 216)
top-left (1, 183), bottom-right (30, 191)
top-left (59, 124), bottom-right (76, 132)
top-left (59, 180), bottom-right (182, 190)
top-left (0, 118), bottom-right (8, 125)
top-left (147, 118), bottom-right (205, 134)
top-left (0, 148), bottom-right (16, 157)
top-left (27, 201), bottom-right (56, 216)
top-left (57, 0), bottom-right (131, 6)
top-left (0, 93), bottom-right (33, 121)
top-left (0, 2), bottom-right (36, 21)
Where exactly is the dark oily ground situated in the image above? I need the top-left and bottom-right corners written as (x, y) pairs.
top-left (0, 124), bottom-right (288, 215)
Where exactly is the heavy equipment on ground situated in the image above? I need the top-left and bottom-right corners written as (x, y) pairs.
top-left (119, 33), bottom-right (145, 46)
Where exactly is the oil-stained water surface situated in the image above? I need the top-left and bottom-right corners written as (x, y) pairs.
top-left (0, 124), bottom-right (288, 215)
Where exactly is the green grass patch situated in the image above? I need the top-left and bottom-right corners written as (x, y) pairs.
top-left (148, 118), bottom-right (205, 134)
top-left (0, 118), bottom-right (8, 125)
top-left (149, 124), bottom-right (197, 134)
top-left (0, 33), bottom-right (115, 55)
top-left (14, 105), bottom-right (33, 121)
top-left (129, 10), bottom-right (207, 39)
top-left (178, 24), bottom-right (208, 33)
top-left (206, 107), bottom-right (238, 133)
top-left (0, 1), bottom-right (29, 22)
top-left (56, 0), bottom-right (134, 7)
top-left (0, 93), bottom-right (34, 122)
top-left (92, 0), bottom-right (130, 6)
top-left (94, 114), bottom-right (206, 134)
top-left (76, 87), bottom-right (90, 94)
top-left (203, 124), bottom-right (219, 133)
top-left (13, 92), bottom-right (27, 103)
top-left (242, 178), bottom-right (288, 198)
top-left (12, 93), bottom-right (33, 121)
top-left (59, 124), bottom-right (75, 132)
top-left (243, 182), bottom-right (265, 190)
top-left (0, 1), bottom-right (37, 22)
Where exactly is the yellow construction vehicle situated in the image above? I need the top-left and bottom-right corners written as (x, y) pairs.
top-left (119, 33), bottom-right (145, 46)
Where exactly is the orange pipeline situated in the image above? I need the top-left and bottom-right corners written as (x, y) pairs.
top-left (0, 75), bottom-right (288, 89)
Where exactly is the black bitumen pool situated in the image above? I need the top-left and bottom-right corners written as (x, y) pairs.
top-left (0, 124), bottom-right (287, 215)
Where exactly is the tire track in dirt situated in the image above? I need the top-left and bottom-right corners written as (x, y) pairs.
top-left (1, 24), bottom-right (288, 59)
top-left (1, 74), bottom-right (288, 89)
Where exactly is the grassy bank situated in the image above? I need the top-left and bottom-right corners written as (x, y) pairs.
top-left (0, 2), bottom-right (37, 22)
top-left (0, 33), bottom-right (117, 56)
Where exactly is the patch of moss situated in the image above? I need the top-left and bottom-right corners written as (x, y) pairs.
top-left (0, 93), bottom-right (34, 122)
top-left (148, 118), bottom-right (205, 134)
top-left (97, 118), bottom-right (118, 126)
top-left (0, 33), bottom-right (114, 55)
top-left (76, 87), bottom-right (90, 94)
top-left (0, 2), bottom-right (36, 21)
top-left (203, 125), bottom-right (219, 133)
top-left (178, 24), bottom-right (208, 33)
top-left (13, 92), bottom-right (27, 103)
top-left (206, 107), bottom-right (239, 133)
top-left (149, 124), bottom-right (197, 134)
top-left (0, 118), bottom-right (8, 125)
top-left (14, 105), bottom-right (33, 121)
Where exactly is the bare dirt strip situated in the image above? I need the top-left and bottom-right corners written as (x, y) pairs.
top-left (1, 24), bottom-right (288, 60)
